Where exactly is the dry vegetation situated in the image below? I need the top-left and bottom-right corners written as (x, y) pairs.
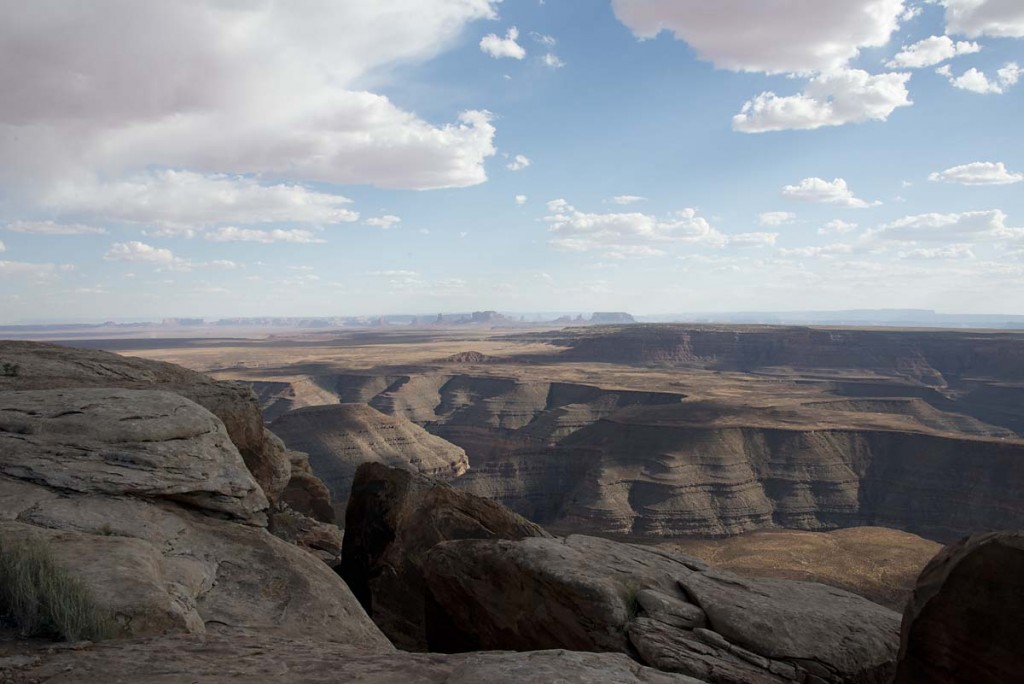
top-left (0, 534), bottom-right (116, 642)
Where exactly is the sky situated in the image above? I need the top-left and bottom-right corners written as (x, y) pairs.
top-left (0, 0), bottom-right (1022, 323)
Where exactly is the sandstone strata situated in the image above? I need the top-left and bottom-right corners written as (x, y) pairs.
top-left (894, 531), bottom-right (1024, 684)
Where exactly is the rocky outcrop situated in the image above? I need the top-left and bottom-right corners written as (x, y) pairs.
top-left (0, 343), bottom-right (386, 648)
top-left (3, 631), bottom-right (703, 683)
top-left (423, 534), bottom-right (901, 683)
top-left (0, 388), bottom-right (267, 524)
top-left (270, 403), bottom-right (470, 519)
top-left (0, 341), bottom-right (291, 504)
top-left (340, 463), bottom-right (550, 650)
top-left (894, 531), bottom-right (1024, 684)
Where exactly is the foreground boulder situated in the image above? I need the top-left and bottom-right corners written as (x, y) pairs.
top-left (423, 534), bottom-right (901, 683)
top-left (340, 463), bottom-right (549, 650)
top-left (894, 530), bottom-right (1024, 684)
top-left (0, 385), bottom-right (389, 649)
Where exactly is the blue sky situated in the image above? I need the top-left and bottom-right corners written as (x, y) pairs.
top-left (1, 0), bottom-right (1022, 322)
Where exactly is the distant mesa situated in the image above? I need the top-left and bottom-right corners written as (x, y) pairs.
top-left (589, 311), bottom-right (636, 324)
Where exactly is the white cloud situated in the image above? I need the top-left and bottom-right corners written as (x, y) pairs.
top-left (758, 211), bottom-right (796, 227)
top-left (542, 53), bottom-right (566, 68)
top-left (480, 27), bottom-right (526, 60)
top-left (365, 215), bottom-right (402, 229)
top-left (515, 194), bottom-right (528, 205)
top-left (936, 62), bottom-right (1021, 94)
top-left (5, 221), bottom-right (107, 235)
top-left (205, 260), bottom-right (239, 270)
top-left (886, 35), bottom-right (980, 68)
top-left (782, 178), bottom-right (880, 208)
top-left (611, 0), bottom-right (906, 74)
top-left (873, 209), bottom-right (1021, 242)
top-left (104, 241), bottom-right (176, 264)
top-left (530, 32), bottom-right (557, 47)
top-left (545, 201), bottom-right (727, 256)
top-left (506, 154), bottom-right (531, 171)
top-left (818, 219), bottom-right (860, 235)
top-left (0, 2), bottom-right (499, 195)
top-left (0, 240), bottom-right (4, 252)
top-left (204, 227), bottom-right (326, 244)
top-left (543, 200), bottom-right (771, 256)
top-left (779, 243), bottom-right (855, 258)
top-left (899, 244), bottom-right (976, 260)
top-left (728, 232), bottom-right (779, 248)
top-left (610, 195), bottom-right (647, 205)
top-left (41, 170), bottom-right (359, 229)
top-left (929, 161), bottom-right (1024, 185)
top-left (943, 0), bottom-right (1024, 38)
top-left (734, 69), bottom-right (912, 132)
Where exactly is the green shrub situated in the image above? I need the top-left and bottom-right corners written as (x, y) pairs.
top-left (0, 534), bottom-right (116, 641)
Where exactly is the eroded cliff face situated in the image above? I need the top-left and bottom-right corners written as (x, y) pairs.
top-left (269, 403), bottom-right (470, 519)
top-left (323, 372), bottom-right (1024, 543)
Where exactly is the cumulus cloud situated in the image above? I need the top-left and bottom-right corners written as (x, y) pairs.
top-left (782, 178), bottom-right (880, 208)
top-left (542, 53), bottom-right (566, 68)
top-left (943, 0), bottom-right (1024, 38)
top-left (0, 2), bottom-right (499, 196)
top-left (936, 62), bottom-right (1021, 94)
top-left (886, 35), bottom-right (980, 68)
top-left (734, 69), bottom-right (912, 132)
top-left (818, 219), bottom-right (860, 235)
top-left (758, 211), bottom-right (796, 227)
top-left (365, 215), bottom-right (402, 229)
top-left (515, 194), bottom-right (528, 205)
top-left (543, 199), bottom-right (774, 257)
top-left (5, 221), bottom-right (107, 235)
top-left (929, 161), bottom-right (1024, 185)
top-left (610, 195), bottom-right (647, 205)
top-left (40, 171), bottom-right (359, 230)
top-left (480, 27), bottom-right (526, 59)
top-left (104, 241), bottom-right (177, 264)
top-left (611, 0), bottom-right (906, 74)
top-left (873, 209), bottom-right (1021, 242)
top-left (506, 154), bottom-right (531, 171)
top-left (203, 228), bottom-right (326, 244)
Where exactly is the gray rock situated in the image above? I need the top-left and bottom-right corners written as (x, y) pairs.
top-left (422, 534), bottom-right (900, 683)
top-left (636, 589), bottom-right (707, 630)
top-left (0, 388), bottom-right (267, 523)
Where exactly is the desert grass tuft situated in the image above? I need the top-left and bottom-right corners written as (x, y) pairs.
top-left (0, 533), bottom-right (117, 641)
